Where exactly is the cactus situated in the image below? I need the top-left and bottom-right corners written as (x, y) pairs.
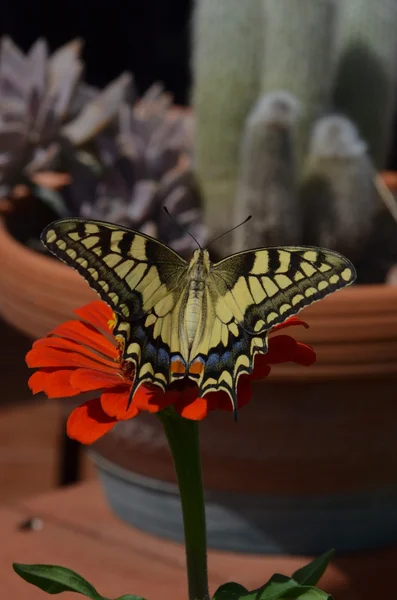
top-left (191, 0), bottom-right (263, 255)
top-left (333, 0), bottom-right (397, 168)
top-left (234, 91), bottom-right (301, 251)
top-left (190, 0), bottom-right (397, 280)
top-left (300, 115), bottom-right (378, 260)
top-left (261, 0), bottom-right (337, 166)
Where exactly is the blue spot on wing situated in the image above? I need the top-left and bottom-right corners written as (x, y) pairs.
top-left (157, 347), bottom-right (170, 369)
top-left (221, 350), bottom-right (232, 363)
top-left (206, 353), bottom-right (220, 369)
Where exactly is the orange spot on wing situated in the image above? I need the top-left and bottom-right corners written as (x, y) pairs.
top-left (189, 360), bottom-right (205, 376)
top-left (171, 359), bottom-right (186, 375)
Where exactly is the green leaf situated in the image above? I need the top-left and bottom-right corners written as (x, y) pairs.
top-left (292, 550), bottom-right (335, 587)
top-left (213, 574), bottom-right (299, 600)
top-left (13, 563), bottom-right (147, 600)
top-left (280, 586), bottom-right (332, 599)
top-left (253, 574), bottom-right (300, 599)
top-left (114, 596), bottom-right (146, 600)
top-left (212, 582), bottom-right (249, 599)
top-left (227, 574), bottom-right (331, 600)
top-left (13, 563), bottom-right (102, 598)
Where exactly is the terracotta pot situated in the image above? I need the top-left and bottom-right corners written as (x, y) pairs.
top-left (2, 191), bottom-right (397, 562)
top-left (382, 171), bottom-right (397, 284)
top-left (0, 217), bottom-right (96, 338)
top-left (380, 170), bottom-right (397, 191)
top-left (91, 280), bottom-right (397, 558)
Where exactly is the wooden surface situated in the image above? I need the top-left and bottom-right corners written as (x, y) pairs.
top-left (0, 318), bottom-right (395, 599)
top-left (0, 398), bottom-right (95, 503)
top-left (2, 480), bottom-right (396, 600)
top-left (0, 316), bottom-right (95, 503)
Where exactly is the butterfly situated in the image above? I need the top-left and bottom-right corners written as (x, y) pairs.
top-left (42, 218), bottom-right (356, 415)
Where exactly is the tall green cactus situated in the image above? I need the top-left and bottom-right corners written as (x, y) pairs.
top-left (333, 0), bottom-right (397, 168)
top-left (234, 91), bottom-right (301, 252)
top-left (192, 0), bottom-right (263, 254)
top-left (261, 0), bottom-right (337, 166)
top-left (190, 0), bottom-right (397, 280)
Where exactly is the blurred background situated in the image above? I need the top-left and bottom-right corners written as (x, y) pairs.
top-left (0, 0), bottom-right (193, 504)
top-left (1, 2), bottom-right (397, 597)
top-left (0, 0), bottom-right (192, 103)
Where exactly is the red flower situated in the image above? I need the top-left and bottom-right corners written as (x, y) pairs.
top-left (26, 301), bottom-right (316, 445)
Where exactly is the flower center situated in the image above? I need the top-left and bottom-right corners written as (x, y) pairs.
top-left (121, 359), bottom-right (135, 381)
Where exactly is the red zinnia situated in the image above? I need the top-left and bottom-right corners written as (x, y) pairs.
top-left (26, 301), bottom-right (316, 444)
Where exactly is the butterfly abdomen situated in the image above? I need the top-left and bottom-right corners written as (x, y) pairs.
top-left (185, 279), bottom-right (206, 347)
top-left (185, 248), bottom-right (211, 349)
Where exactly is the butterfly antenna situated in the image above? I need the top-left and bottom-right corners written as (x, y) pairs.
top-left (205, 215), bottom-right (252, 250)
top-left (163, 206), bottom-right (202, 249)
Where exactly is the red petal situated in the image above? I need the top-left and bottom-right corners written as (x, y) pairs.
top-left (28, 368), bottom-right (79, 396)
top-left (100, 387), bottom-right (139, 420)
top-left (172, 385), bottom-right (200, 413)
top-left (206, 390), bottom-right (233, 412)
top-left (294, 342), bottom-right (316, 366)
top-left (250, 357), bottom-right (272, 381)
top-left (264, 335), bottom-right (298, 363)
top-left (271, 316), bottom-right (309, 333)
top-left (42, 369), bottom-right (81, 397)
top-left (216, 393), bottom-right (235, 411)
top-left (28, 370), bottom-right (49, 394)
top-left (205, 391), bottom-right (226, 411)
top-left (178, 397), bottom-right (208, 420)
top-left (70, 368), bottom-right (125, 392)
top-left (26, 346), bottom-right (120, 373)
top-left (67, 398), bottom-right (117, 444)
top-left (74, 301), bottom-right (114, 334)
top-left (133, 385), bottom-right (178, 413)
top-left (237, 375), bottom-right (253, 408)
top-left (31, 337), bottom-right (118, 370)
top-left (45, 319), bottom-right (118, 360)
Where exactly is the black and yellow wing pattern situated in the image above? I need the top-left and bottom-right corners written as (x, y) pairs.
top-left (42, 218), bottom-right (191, 394)
top-left (42, 218), bottom-right (356, 410)
top-left (189, 247), bottom-right (355, 404)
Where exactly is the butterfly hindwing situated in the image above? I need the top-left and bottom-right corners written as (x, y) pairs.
top-left (42, 219), bottom-right (356, 413)
top-left (113, 290), bottom-right (191, 393)
top-left (190, 246), bottom-right (355, 403)
top-left (188, 285), bottom-right (268, 405)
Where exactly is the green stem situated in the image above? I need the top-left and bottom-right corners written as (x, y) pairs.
top-left (157, 408), bottom-right (209, 600)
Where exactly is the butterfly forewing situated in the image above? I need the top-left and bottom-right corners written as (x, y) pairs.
top-left (42, 218), bottom-right (356, 413)
top-left (41, 218), bottom-right (191, 392)
top-left (42, 218), bottom-right (188, 320)
top-left (211, 246), bottom-right (355, 332)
